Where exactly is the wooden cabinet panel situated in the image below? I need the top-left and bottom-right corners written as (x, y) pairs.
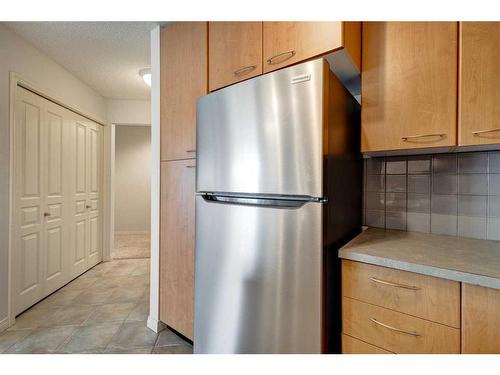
top-left (209, 22), bottom-right (263, 91)
top-left (160, 22), bottom-right (207, 161)
top-left (343, 297), bottom-right (460, 354)
top-left (361, 22), bottom-right (458, 152)
top-left (462, 284), bottom-right (500, 353)
top-left (460, 22), bottom-right (500, 146)
top-left (342, 260), bottom-right (461, 328)
top-left (263, 22), bottom-right (343, 73)
top-left (160, 159), bottom-right (196, 339)
top-left (342, 334), bottom-right (392, 354)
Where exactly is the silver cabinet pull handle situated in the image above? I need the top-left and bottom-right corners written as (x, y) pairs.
top-left (86, 205), bottom-right (91, 209)
top-left (401, 133), bottom-right (446, 142)
top-left (370, 277), bottom-right (420, 291)
top-left (186, 149), bottom-right (196, 153)
top-left (234, 65), bottom-right (256, 76)
top-left (43, 212), bottom-right (50, 217)
top-left (370, 318), bottom-right (420, 337)
top-left (472, 128), bottom-right (500, 136)
top-left (267, 50), bottom-right (296, 65)
top-left (186, 165), bottom-right (196, 169)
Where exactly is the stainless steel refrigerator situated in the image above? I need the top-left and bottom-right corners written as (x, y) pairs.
top-left (194, 58), bottom-right (361, 354)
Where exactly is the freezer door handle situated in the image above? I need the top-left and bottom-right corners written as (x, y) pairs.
top-left (201, 194), bottom-right (326, 208)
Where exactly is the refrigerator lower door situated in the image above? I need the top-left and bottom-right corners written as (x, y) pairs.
top-left (194, 195), bottom-right (322, 354)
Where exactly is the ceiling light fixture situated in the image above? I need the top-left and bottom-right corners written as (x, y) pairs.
top-left (139, 68), bottom-right (151, 87)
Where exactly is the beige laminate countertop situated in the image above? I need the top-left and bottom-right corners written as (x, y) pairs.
top-left (339, 228), bottom-right (500, 290)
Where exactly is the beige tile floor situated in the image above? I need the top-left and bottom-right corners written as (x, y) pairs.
top-left (112, 233), bottom-right (150, 260)
top-left (0, 258), bottom-right (193, 354)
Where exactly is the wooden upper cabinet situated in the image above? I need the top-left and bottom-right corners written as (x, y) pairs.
top-left (361, 22), bottom-right (458, 152)
top-left (460, 22), bottom-right (500, 146)
top-left (160, 22), bottom-right (207, 161)
top-left (160, 159), bottom-right (196, 339)
top-left (209, 22), bottom-right (263, 91)
top-left (263, 22), bottom-right (345, 73)
top-left (462, 284), bottom-right (500, 354)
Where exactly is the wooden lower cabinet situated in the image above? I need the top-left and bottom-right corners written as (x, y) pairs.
top-left (343, 297), bottom-right (460, 354)
top-left (160, 159), bottom-right (196, 339)
top-left (342, 334), bottom-right (392, 354)
top-left (462, 284), bottom-right (500, 353)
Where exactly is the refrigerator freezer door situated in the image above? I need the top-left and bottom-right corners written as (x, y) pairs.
top-left (196, 59), bottom-right (325, 198)
top-left (194, 195), bottom-right (322, 353)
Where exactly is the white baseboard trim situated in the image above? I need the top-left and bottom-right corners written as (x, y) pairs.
top-left (115, 230), bottom-right (150, 235)
top-left (0, 316), bottom-right (9, 333)
top-left (147, 315), bottom-right (166, 333)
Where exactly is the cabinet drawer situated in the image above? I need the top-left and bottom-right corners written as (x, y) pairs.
top-left (342, 260), bottom-right (460, 328)
top-left (342, 334), bottom-right (392, 354)
top-left (343, 297), bottom-right (460, 354)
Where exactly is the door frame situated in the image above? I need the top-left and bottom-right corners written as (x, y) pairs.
top-left (7, 72), bottom-right (111, 329)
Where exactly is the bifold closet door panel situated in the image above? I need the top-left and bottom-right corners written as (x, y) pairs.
top-left (13, 88), bottom-right (46, 314)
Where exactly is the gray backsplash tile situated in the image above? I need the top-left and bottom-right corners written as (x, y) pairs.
top-left (459, 153), bottom-right (488, 174)
top-left (386, 192), bottom-right (406, 212)
top-left (366, 158), bottom-right (385, 175)
top-left (433, 174), bottom-right (458, 195)
top-left (490, 174), bottom-right (500, 195)
top-left (366, 174), bottom-right (385, 192)
top-left (363, 151), bottom-right (497, 241)
top-left (386, 158), bottom-right (407, 175)
top-left (433, 154), bottom-right (457, 174)
top-left (386, 175), bottom-right (406, 192)
top-left (489, 195), bottom-right (500, 218)
top-left (408, 193), bottom-right (430, 213)
top-left (489, 152), bottom-right (500, 173)
top-left (458, 174), bottom-right (488, 195)
top-left (458, 195), bottom-right (487, 217)
top-left (408, 175), bottom-right (430, 194)
top-left (432, 194), bottom-right (458, 215)
top-left (408, 156), bottom-right (431, 174)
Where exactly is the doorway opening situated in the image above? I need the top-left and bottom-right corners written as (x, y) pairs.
top-left (113, 125), bottom-right (151, 260)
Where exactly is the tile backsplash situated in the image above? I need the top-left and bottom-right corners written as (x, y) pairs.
top-left (362, 152), bottom-right (500, 241)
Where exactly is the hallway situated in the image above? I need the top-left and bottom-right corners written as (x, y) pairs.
top-left (0, 259), bottom-right (192, 354)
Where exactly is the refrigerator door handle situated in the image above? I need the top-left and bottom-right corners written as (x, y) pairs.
top-left (201, 194), bottom-right (326, 209)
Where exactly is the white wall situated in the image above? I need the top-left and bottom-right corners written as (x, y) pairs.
top-left (114, 126), bottom-right (151, 232)
top-left (0, 24), bottom-right (107, 324)
top-left (107, 99), bottom-right (151, 125)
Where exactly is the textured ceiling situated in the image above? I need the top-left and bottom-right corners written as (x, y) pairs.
top-left (5, 22), bottom-right (159, 99)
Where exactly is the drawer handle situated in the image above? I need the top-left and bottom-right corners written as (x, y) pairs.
top-left (401, 133), bottom-right (446, 142)
top-left (234, 65), bottom-right (256, 76)
top-left (472, 128), bottom-right (500, 137)
top-left (186, 149), bottom-right (196, 153)
top-left (186, 165), bottom-right (196, 169)
top-left (267, 50), bottom-right (296, 65)
top-left (370, 277), bottom-right (420, 291)
top-left (370, 318), bottom-right (421, 337)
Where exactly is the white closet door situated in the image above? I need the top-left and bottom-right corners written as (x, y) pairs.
top-left (70, 119), bottom-right (89, 277)
top-left (13, 88), bottom-right (45, 314)
top-left (13, 86), bottom-right (104, 315)
top-left (43, 101), bottom-right (71, 294)
top-left (87, 122), bottom-right (102, 268)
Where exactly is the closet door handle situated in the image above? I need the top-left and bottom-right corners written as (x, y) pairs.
top-left (186, 150), bottom-right (196, 153)
top-left (86, 205), bottom-right (91, 209)
top-left (186, 165), bottom-right (196, 169)
top-left (472, 128), bottom-right (500, 136)
top-left (267, 50), bottom-right (296, 65)
top-left (43, 212), bottom-right (51, 217)
top-left (401, 133), bottom-right (446, 142)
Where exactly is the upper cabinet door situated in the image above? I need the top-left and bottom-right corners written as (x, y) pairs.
top-left (209, 22), bottom-right (263, 91)
top-left (361, 22), bottom-right (458, 152)
top-left (161, 22), bottom-right (207, 161)
top-left (263, 22), bottom-right (343, 73)
top-left (460, 22), bottom-right (500, 146)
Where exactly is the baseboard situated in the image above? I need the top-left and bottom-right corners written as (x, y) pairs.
top-left (0, 316), bottom-right (9, 333)
top-left (147, 315), bottom-right (166, 333)
top-left (115, 230), bottom-right (150, 235)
